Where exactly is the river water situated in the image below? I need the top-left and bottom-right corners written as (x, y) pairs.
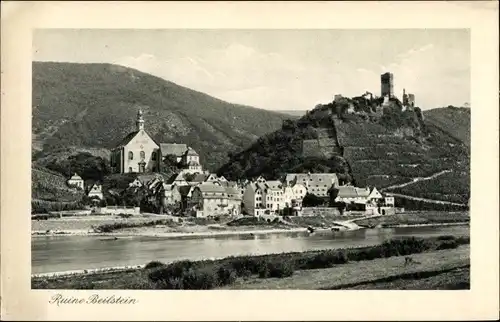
top-left (32, 225), bottom-right (469, 274)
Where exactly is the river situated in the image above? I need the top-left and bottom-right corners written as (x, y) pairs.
top-left (32, 225), bottom-right (469, 274)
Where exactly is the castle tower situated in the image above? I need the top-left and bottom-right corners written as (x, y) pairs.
top-left (381, 72), bottom-right (394, 98)
top-left (402, 88), bottom-right (409, 107)
top-left (136, 108), bottom-right (144, 131)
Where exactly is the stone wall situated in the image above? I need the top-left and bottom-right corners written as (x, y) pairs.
top-left (301, 207), bottom-right (341, 216)
top-left (92, 206), bottom-right (141, 215)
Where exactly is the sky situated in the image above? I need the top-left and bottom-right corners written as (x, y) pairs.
top-left (33, 29), bottom-right (470, 111)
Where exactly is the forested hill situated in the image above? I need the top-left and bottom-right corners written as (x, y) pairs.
top-left (32, 62), bottom-right (294, 171)
top-left (217, 97), bottom-right (470, 204)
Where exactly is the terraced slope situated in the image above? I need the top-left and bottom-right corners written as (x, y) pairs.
top-left (32, 166), bottom-right (84, 202)
top-left (218, 100), bottom-right (470, 204)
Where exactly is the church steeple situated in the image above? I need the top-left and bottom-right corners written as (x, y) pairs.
top-left (136, 108), bottom-right (144, 131)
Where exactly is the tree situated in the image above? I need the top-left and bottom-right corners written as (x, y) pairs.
top-left (328, 186), bottom-right (340, 207)
top-left (302, 193), bottom-right (326, 207)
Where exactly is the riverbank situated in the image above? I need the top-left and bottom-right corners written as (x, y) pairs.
top-left (32, 226), bottom-right (308, 239)
top-left (32, 235), bottom-right (470, 289)
top-left (32, 211), bottom-right (469, 239)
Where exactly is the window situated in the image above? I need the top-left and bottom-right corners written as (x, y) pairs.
top-left (128, 167), bottom-right (133, 173)
top-left (140, 151), bottom-right (145, 159)
top-left (152, 152), bottom-right (156, 160)
top-left (128, 151), bottom-right (134, 160)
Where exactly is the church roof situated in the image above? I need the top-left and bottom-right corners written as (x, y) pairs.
top-left (116, 131), bottom-right (140, 148)
top-left (160, 143), bottom-right (187, 157)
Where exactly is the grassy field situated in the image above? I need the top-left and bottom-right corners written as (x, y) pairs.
top-left (32, 235), bottom-right (469, 290)
top-left (223, 245), bottom-right (469, 290)
top-left (342, 266), bottom-right (469, 290)
top-left (355, 211), bottom-right (469, 227)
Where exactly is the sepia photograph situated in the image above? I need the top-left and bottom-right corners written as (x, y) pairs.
top-left (30, 28), bottom-right (472, 290)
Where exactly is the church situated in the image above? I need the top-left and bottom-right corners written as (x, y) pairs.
top-left (110, 109), bottom-right (202, 174)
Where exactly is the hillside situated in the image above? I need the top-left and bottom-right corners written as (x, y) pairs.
top-left (32, 62), bottom-right (295, 171)
top-left (218, 98), bottom-right (470, 204)
top-left (423, 106), bottom-right (470, 147)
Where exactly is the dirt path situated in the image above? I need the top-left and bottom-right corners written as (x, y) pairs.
top-left (385, 192), bottom-right (467, 206)
top-left (382, 169), bottom-right (452, 191)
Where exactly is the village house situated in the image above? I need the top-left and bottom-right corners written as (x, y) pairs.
top-left (335, 186), bottom-right (371, 204)
top-left (384, 196), bottom-right (395, 207)
top-left (285, 173), bottom-right (339, 197)
top-left (263, 180), bottom-right (285, 212)
top-left (242, 180), bottom-right (268, 216)
top-left (67, 173), bottom-right (84, 189)
top-left (367, 187), bottom-right (383, 206)
top-left (225, 186), bottom-right (243, 216)
top-left (188, 183), bottom-right (229, 218)
top-left (160, 183), bottom-right (183, 209)
top-left (87, 183), bottom-right (104, 200)
top-left (110, 109), bottom-right (204, 174)
top-left (283, 182), bottom-right (307, 208)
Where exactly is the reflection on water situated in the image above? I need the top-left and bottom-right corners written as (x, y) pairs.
top-left (32, 225), bottom-right (469, 274)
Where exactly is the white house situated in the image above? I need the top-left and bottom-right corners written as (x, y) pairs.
top-left (284, 183), bottom-right (307, 208)
top-left (263, 180), bottom-right (285, 212)
top-left (87, 183), bottom-right (104, 200)
top-left (367, 187), bottom-right (383, 205)
top-left (67, 173), bottom-right (84, 189)
top-left (242, 181), bottom-right (267, 216)
top-left (384, 196), bottom-right (395, 207)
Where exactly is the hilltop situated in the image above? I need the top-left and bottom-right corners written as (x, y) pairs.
top-left (423, 106), bottom-right (470, 147)
top-left (218, 96), bottom-right (470, 204)
top-left (32, 62), bottom-right (295, 171)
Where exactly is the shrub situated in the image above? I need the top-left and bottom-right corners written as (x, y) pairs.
top-left (259, 262), bottom-right (295, 278)
top-left (182, 268), bottom-right (218, 290)
top-left (436, 235), bottom-right (456, 241)
top-left (305, 250), bottom-right (349, 269)
top-left (216, 265), bottom-right (238, 286)
top-left (226, 256), bottom-right (269, 276)
top-left (148, 260), bottom-right (195, 283)
top-left (144, 261), bottom-right (165, 270)
top-left (436, 240), bottom-right (458, 250)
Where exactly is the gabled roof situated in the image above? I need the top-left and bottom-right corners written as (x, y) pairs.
top-left (225, 186), bottom-right (240, 195)
top-left (187, 161), bottom-right (201, 166)
top-left (337, 186), bottom-right (371, 198)
top-left (266, 180), bottom-right (283, 190)
top-left (69, 173), bottom-right (83, 180)
top-left (178, 185), bottom-right (192, 196)
top-left (116, 131), bottom-right (140, 148)
top-left (160, 143), bottom-right (187, 157)
top-left (164, 173), bottom-right (179, 184)
top-left (197, 183), bottom-right (227, 194)
top-left (185, 147), bottom-right (199, 156)
top-left (137, 174), bottom-right (162, 184)
top-left (191, 173), bottom-right (208, 183)
top-left (172, 173), bottom-right (187, 182)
